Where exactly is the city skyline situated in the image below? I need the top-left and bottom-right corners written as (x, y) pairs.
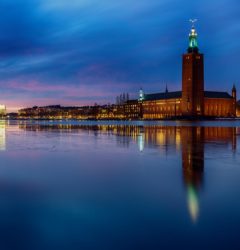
top-left (0, 0), bottom-right (239, 112)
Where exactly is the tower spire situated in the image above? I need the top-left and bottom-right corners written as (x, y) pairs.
top-left (139, 87), bottom-right (144, 101)
top-left (232, 83), bottom-right (236, 91)
top-left (232, 83), bottom-right (237, 99)
top-left (165, 84), bottom-right (168, 93)
top-left (188, 19), bottom-right (199, 53)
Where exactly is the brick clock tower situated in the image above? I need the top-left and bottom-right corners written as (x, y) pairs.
top-left (182, 21), bottom-right (204, 116)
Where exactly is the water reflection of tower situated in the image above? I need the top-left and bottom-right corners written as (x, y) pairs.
top-left (232, 127), bottom-right (237, 152)
top-left (181, 126), bottom-right (204, 222)
top-left (0, 121), bottom-right (6, 151)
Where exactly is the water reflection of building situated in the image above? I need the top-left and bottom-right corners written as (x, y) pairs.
top-left (19, 124), bottom-right (236, 154)
top-left (181, 126), bottom-right (236, 222)
top-left (19, 123), bottom-right (237, 221)
top-left (143, 126), bottom-right (181, 154)
top-left (141, 126), bottom-right (236, 222)
top-left (19, 124), bottom-right (143, 148)
top-left (137, 128), bottom-right (145, 152)
top-left (181, 127), bottom-right (204, 222)
top-left (0, 122), bottom-right (6, 151)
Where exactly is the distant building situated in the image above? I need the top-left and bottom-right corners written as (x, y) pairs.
top-left (0, 105), bottom-right (6, 117)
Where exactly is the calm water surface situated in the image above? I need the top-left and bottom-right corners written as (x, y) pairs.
top-left (0, 121), bottom-right (240, 250)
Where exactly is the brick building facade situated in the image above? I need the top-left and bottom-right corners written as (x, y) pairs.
top-left (141, 24), bottom-right (236, 119)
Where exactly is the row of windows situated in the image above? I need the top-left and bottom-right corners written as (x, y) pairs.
top-left (144, 101), bottom-right (180, 106)
top-left (205, 105), bottom-right (232, 115)
top-left (143, 114), bottom-right (179, 119)
top-left (144, 105), bottom-right (180, 112)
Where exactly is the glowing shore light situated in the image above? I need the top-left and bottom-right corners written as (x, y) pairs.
top-left (0, 105), bottom-right (6, 116)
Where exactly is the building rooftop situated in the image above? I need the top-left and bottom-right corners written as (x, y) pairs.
top-left (204, 91), bottom-right (233, 99)
top-left (143, 90), bottom-right (233, 101)
top-left (144, 91), bottom-right (182, 101)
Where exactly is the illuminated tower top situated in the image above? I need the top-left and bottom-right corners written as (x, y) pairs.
top-left (188, 19), bottom-right (199, 53)
top-left (139, 88), bottom-right (144, 101)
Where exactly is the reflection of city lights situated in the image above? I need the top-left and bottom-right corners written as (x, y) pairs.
top-left (188, 153), bottom-right (191, 165)
top-left (0, 122), bottom-right (6, 151)
top-left (175, 131), bottom-right (181, 149)
top-left (137, 133), bottom-right (144, 152)
top-left (187, 185), bottom-right (199, 223)
top-left (157, 132), bottom-right (165, 145)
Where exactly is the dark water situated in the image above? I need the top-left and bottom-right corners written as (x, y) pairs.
top-left (0, 121), bottom-right (240, 250)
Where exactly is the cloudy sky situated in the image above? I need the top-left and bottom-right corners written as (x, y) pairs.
top-left (0, 0), bottom-right (239, 111)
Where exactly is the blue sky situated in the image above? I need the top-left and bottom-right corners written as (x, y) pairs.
top-left (0, 0), bottom-right (239, 111)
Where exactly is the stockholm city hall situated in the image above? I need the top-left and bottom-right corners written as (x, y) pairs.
top-left (18, 22), bottom-right (238, 120)
top-left (139, 22), bottom-right (237, 119)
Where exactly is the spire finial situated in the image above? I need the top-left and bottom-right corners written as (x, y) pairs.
top-left (189, 19), bottom-right (198, 28)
